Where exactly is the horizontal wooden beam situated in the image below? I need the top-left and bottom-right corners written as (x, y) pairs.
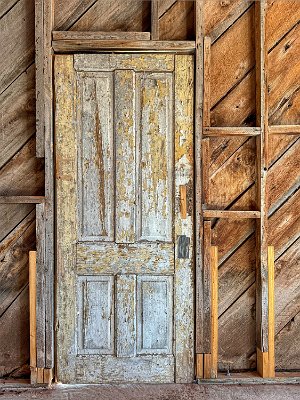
top-left (52, 40), bottom-right (196, 53)
top-left (52, 31), bottom-right (151, 41)
top-left (0, 196), bottom-right (45, 204)
top-left (269, 125), bottom-right (300, 135)
top-left (203, 127), bottom-right (261, 137)
top-left (203, 210), bottom-right (261, 219)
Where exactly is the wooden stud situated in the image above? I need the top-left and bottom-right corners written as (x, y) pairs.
top-left (151, 0), bottom-right (159, 40)
top-left (29, 251), bottom-right (37, 384)
top-left (203, 36), bottom-right (211, 128)
top-left (179, 185), bottom-right (187, 219)
top-left (36, 203), bottom-right (45, 368)
top-left (43, 368), bottom-right (54, 385)
top-left (203, 354), bottom-right (212, 379)
top-left (195, 354), bottom-right (204, 379)
top-left (203, 127), bottom-right (261, 137)
top-left (203, 221), bottom-right (212, 354)
top-left (211, 246), bottom-right (218, 379)
top-left (257, 348), bottom-right (269, 378)
top-left (35, 0), bottom-right (55, 371)
top-left (195, 0), bottom-right (205, 355)
top-left (0, 196), bottom-right (45, 204)
top-left (255, 0), bottom-right (269, 355)
top-left (52, 31), bottom-right (151, 41)
top-left (203, 210), bottom-right (261, 219)
top-left (52, 40), bottom-right (195, 53)
top-left (36, 367), bottom-right (44, 384)
top-left (202, 138), bottom-right (210, 206)
top-left (268, 246), bottom-right (275, 378)
top-left (269, 125), bottom-right (300, 135)
top-left (35, 0), bottom-right (54, 157)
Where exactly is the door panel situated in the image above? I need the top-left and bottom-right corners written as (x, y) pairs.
top-left (55, 53), bottom-right (194, 383)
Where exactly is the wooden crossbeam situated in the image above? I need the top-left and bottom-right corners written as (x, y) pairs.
top-left (203, 127), bottom-right (261, 137)
top-left (52, 40), bottom-right (196, 53)
top-left (203, 210), bottom-right (261, 219)
top-left (269, 125), bottom-right (300, 135)
top-left (0, 196), bottom-right (45, 204)
top-left (52, 31), bottom-right (151, 41)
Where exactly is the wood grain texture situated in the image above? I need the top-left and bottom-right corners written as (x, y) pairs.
top-left (0, 138), bottom-right (44, 196)
top-left (0, 210), bottom-right (35, 317)
top-left (29, 251), bottom-right (37, 370)
top-left (174, 54), bottom-right (194, 382)
top-left (52, 39), bottom-right (195, 52)
top-left (115, 70), bottom-right (135, 243)
top-left (55, 54), bottom-right (77, 383)
top-left (151, 0), bottom-right (159, 40)
top-left (0, 0), bottom-right (34, 94)
top-left (211, 246), bottom-right (218, 379)
top-left (0, 286), bottom-right (30, 377)
top-left (0, 64), bottom-right (35, 169)
top-left (159, 1), bottom-right (194, 41)
top-left (53, 31), bottom-right (151, 40)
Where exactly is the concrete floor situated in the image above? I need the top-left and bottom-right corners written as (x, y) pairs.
top-left (0, 384), bottom-right (300, 400)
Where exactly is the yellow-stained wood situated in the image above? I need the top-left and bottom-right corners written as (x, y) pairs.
top-left (195, 354), bottom-right (204, 379)
top-left (211, 246), bottom-right (218, 379)
top-left (203, 354), bottom-right (212, 379)
top-left (36, 367), bottom-right (44, 384)
top-left (203, 36), bottom-right (211, 127)
top-left (29, 250), bottom-right (37, 384)
top-left (268, 246), bottom-right (275, 378)
top-left (179, 185), bottom-right (187, 219)
top-left (257, 348), bottom-right (269, 378)
top-left (43, 368), bottom-right (54, 385)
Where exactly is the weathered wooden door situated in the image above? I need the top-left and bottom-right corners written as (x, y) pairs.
top-left (55, 53), bottom-right (194, 383)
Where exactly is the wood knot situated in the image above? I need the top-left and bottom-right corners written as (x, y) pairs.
top-left (220, 0), bottom-right (231, 7)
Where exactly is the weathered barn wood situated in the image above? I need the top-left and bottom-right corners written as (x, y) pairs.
top-left (0, 0), bottom-right (299, 381)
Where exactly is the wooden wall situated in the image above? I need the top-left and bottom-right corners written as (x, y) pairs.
top-left (0, 0), bottom-right (299, 377)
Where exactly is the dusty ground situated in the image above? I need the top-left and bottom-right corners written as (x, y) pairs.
top-left (0, 384), bottom-right (300, 400)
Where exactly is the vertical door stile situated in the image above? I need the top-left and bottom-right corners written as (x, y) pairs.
top-left (55, 54), bottom-right (78, 383)
top-left (174, 55), bottom-right (194, 383)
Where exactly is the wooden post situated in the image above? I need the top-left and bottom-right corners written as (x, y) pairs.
top-left (29, 251), bottom-right (37, 384)
top-left (151, 0), bottom-right (159, 40)
top-left (35, 0), bottom-right (55, 373)
top-left (195, 0), bottom-right (205, 358)
top-left (268, 246), bottom-right (275, 378)
top-left (211, 246), bottom-right (218, 378)
top-left (203, 36), bottom-right (211, 128)
top-left (255, 0), bottom-right (269, 365)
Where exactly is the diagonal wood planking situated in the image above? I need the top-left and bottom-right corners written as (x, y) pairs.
top-left (0, 0), bottom-right (299, 377)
